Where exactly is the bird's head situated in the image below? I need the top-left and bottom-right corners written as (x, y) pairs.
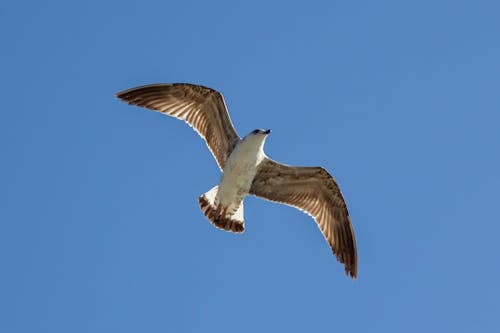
top-left (249, 129), bottom-right (271, 136)
top-left (242, 129), bottom-right (271, 149)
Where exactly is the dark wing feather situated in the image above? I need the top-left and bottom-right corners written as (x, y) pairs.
top-left (250, 158), bottom-right (357, 278)
top-left (116, 83), bottom-right (240, 170)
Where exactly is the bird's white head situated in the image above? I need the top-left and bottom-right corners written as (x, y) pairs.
top-left (248, 129), bottom-right (271, 136)
top-left (245, 129), bottom-right (271, 145)
top-left (239, 129), bottom-right (271, 156)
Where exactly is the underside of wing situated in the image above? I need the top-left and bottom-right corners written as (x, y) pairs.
top-left (116, 83), bottom-right (240, 170)
top-left (250, 158), bottom-right (357, 278)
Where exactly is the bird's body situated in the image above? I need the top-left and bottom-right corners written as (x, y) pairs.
top-left (116, 83), bottom-right (358, 278)
top-left (216, 131), bottom-right (267, 217)
top-left (199, 129), bottom-right (270, 232)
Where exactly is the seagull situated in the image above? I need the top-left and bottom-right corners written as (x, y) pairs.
top-left (116, 83), bottom-right (357, 278)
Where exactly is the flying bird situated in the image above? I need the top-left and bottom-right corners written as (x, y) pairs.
top-left (116, 83), bottom-right (357, 278)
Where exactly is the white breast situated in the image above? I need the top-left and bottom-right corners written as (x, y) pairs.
top-left (216, 135), bottom-right (266, 213)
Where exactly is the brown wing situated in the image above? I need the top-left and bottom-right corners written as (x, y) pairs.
top-left (116, 83), bottom-right (240, 170)
top-left (250, 158), bottom-right (357, 278)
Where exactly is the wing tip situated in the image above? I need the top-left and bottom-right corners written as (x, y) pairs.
top-left (346, 263), bottom-right (358, 279)
top-left (334, 248), bottom-right (357, 279)
top-left (115, 88), bottom-right (136, 102)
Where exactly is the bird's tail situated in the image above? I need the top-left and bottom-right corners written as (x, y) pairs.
top-left (198, 186), bottom-right (245, 233)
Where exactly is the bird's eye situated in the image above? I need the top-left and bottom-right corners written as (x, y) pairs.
top-left (252, 129), bottom-right (259, 134)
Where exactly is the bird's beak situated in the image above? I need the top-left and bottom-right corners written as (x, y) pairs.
top-left (264, 129), bottom-right (271, 135)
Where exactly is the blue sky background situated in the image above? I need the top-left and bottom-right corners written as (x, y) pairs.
top-left (1, 1), bottom-right (499, 332)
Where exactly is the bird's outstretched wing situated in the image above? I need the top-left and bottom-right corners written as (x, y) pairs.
top-left (116, 83), bottom-right (240, 170)
top-left (250, 158), bottom-right (357, 278)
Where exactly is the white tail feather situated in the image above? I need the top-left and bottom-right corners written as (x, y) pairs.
top-left (204, 185), bottom-right (219, 206)
top-left (198, 186), bottom-right (245, 233)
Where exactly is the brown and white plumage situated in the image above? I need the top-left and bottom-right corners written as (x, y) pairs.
top-left (116, 83), bottom-right (358, 278)
top-left (250, 159), bottom-right (357, 278)
top-left (116, 83), bottom-right (239, 170)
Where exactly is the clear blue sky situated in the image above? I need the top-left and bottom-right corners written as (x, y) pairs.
top-left (1, 1), bottom-right (499, 332)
